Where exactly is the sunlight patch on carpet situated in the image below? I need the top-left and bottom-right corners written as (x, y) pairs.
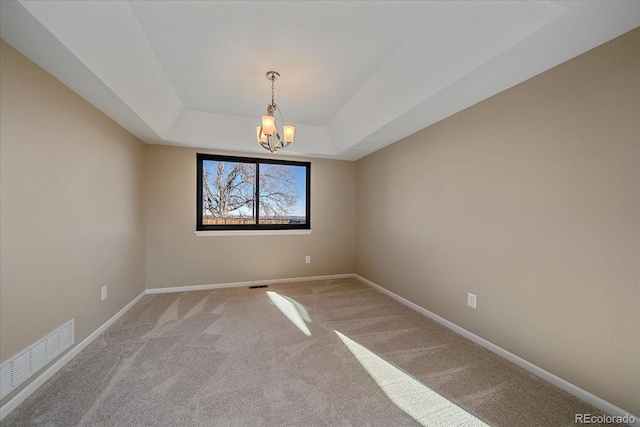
top-left (335, 330), bottom-right (488, 427)
top-left (267, 291), bottom-right (311, 336)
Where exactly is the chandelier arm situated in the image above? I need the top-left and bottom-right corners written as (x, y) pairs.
top-left (276, 104), bottom-right (285, 128)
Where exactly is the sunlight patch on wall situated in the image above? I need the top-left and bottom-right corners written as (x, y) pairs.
top-left (335, 330), bottom-right (488, 426)
top-left (267, 291), bottom-right (311, 336)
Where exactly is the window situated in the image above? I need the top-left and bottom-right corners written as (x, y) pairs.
top-left (197, 153), bottom-right (310, 231)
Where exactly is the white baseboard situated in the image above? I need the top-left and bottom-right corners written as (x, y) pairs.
top-left (145, 273), bottom-right (354, 294)
top-left (355, 274), bottom-right (639, 427)
top-left (0, 291), bottom-right (145, 421)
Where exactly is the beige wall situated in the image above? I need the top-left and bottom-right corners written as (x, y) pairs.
top-left (145, 145), bottom-right (355, 288)
top-left (0, 39), bottom-right (146, 398)
top-left (355, 28), bottom-right (639, 414)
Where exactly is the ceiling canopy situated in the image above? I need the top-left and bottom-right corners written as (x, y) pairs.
top-left (1, 1), bottom-right (638, 160)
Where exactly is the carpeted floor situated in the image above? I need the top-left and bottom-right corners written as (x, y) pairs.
top-left (2, 277), bottom-right (622, 426)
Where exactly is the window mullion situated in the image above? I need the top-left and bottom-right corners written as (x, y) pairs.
top-left (255, 162), bottom-right (260, 225)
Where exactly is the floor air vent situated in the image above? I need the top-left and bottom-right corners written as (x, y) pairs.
top-left (249, 285), bottom-right (268, 289)
top-left (0, 319), bottom-right (74, 399)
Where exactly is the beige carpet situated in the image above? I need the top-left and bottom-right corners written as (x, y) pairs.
top-left (3, 277), bottom-right (622, 426)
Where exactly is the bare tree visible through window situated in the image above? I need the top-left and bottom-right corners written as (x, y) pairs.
top-left (258, 163), bottom-right (300, 223)
top-left (202, 161), bottom-right (256, 224)
top-left (197, 154), bottom-right (310, 230)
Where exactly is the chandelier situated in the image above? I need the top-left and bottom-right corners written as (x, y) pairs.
top-left (256, 71), bottom-right (295, 153)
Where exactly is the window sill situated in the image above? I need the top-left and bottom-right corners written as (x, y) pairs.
top-left (194, 229), bottom-right (312, 237)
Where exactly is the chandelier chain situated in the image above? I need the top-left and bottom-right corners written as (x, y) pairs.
top-left (271, 74), bottom-right (276, 107)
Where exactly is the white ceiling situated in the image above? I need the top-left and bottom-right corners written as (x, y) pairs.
top-left (1, 1), bottom-right (638, 160)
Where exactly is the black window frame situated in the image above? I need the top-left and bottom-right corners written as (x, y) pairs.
top-left (197, 153), bottom-right (311, 231)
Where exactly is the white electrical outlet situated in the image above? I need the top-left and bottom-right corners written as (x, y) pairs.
top-left (467, 293), bottom-right (476, 309)
top-left (305, 256), bottom-right (311, 264)
top-left (101, 286), bottom-right (108, 301)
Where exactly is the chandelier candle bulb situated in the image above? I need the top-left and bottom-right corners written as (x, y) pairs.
top-left (256, 126), bottom-right (267, 143)
top-left (261, 115), bottom-right (275, 136)
top-left (283, 125), bottom-right (295, 144)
